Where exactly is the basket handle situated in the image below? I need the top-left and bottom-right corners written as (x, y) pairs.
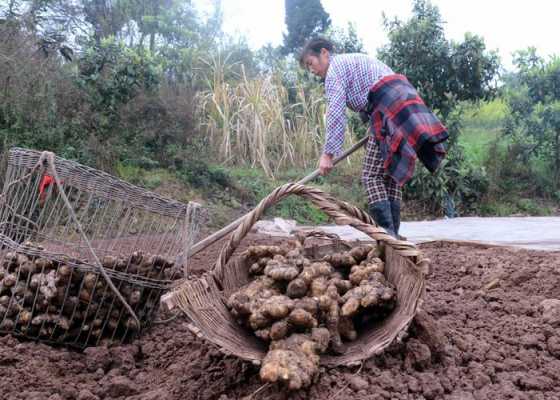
top-left (213, 183), bottom-right (427, 282)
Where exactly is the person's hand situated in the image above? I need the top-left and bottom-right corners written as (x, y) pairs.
top-left (319, 153), bottom-right (334, 176)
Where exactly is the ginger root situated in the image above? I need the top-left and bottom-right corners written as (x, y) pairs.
top-left (348, 244), bottom-right (376, 263)
top-left (249, 257), bottom-right (271, 275)
top-left (227, 239), bottom-right (397, 390)
top-left (341, 279), bottom-right (396, 317)
top-left (286, 262), bottom-right (333, 298)
top-left (262, 296), bottom-right (295, 319)
top-left (318, 282), bottom-right (344, 354)
top-left (348, 262), bottom-right (385, 286)
top-left (264, 257), bottom-right (300, 281)
top-left (288, 308), bottom-right (317, 330)
top-left (246, 245), bottom-right (286, 259)
top-left (227, 276), bottom-right (280, 321)
top-left (323, 252), bottom-right (357, 269)
top-left (260, 328), bottom-right (329, 390)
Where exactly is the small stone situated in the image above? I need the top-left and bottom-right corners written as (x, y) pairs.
top-left (547, 336), bottom-right (560, 358)
top-left (482, 288), bottom-right (503, 302)
top-left (418, 372), bottom-right (444, 400)
top-left (347, 375), bottom-right (369, 391)
top-left (503, 358), bottom-right (524, 370)
top-left (519, 333), bottom-right (544, 349)
top-left (407, 375), bottom-right (422, 393)
top-left (104, 376), bottom-right (138, 397)
top-left (540, 299), bottom-right (560, 327)
top-left (448, 391), bottom-right (475, 400)
top-left (94, 368), bottom-right (105, 380)
top-left (77, 389), bottom-right (99, 400)
top-left (405, 339), bottom-right (432, 370)
top-left (511, 269), bottom-right (533, 285)
top-left (471, 371), bottom-right (492, 390)
top-left (109, 346), bottom-right (136, 371)
top-left (485, 350), bottom-right (503, 362)
top-left (83, 346), bottom-right (111, 372)
top-left (130, 389), bottom-right (171, 400)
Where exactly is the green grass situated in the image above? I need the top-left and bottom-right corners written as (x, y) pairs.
top-left (462, 99), bottom-right (508, 130)
top-left (458, 126), bottom-right (499, 165)
top-left (479, 197), bottom-right (554, 216)
top-left (115, 163), bottom-right (172, 190)
top-left (459, 99), bottom-right (508, 165)
top-left (229, 166), bottom-right (368, 225)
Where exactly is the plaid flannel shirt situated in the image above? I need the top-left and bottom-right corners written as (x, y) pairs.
top-left (369, 74), bottom-right (449, 186)
top-left (324, 54), bottom-right (393, 155)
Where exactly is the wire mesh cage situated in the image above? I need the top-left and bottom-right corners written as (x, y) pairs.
top-left (0, 148), bottom-right (201, 348)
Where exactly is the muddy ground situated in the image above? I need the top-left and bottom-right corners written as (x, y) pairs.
top-left (1, 236), bottom-right (560, 400)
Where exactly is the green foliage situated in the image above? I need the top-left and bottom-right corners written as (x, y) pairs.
top-left (458, 99), bottom-right (507, 165)
top-left (479, 198), bottom-right (553, 217)
top-left (115, 163), bottom-right (170, 189)
top-left (74, 38), bottom-right (161, 169)
top-left (77, 39), bottom-right (160, 116)
top-left (379, 0), bottom-right (499, 118)
top-left (405, 143), bottom-right (489, 216)
top-left (0, 19), bottom-right (203, 173)
top-left (450, 33), bottom-right (500, 103)
top-left (0, 23), bottom-right (86, 158)
top-left (461, 99), bottom-right (508, 131)
top-left (326, 22), bottom-right (365, 54)
top-left (230, 168), bottom-right (329, 225)
top-left (283, 0), bottom-right (331, 54)
top-left (502, 53), bottom-right (560, 192)
top-left (176, 159), bottom-right (231, 191)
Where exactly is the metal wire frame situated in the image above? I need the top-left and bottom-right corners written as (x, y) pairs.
top-left (0, 148), bottom-right (201, 348)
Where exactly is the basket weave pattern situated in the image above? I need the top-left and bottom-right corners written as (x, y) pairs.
top-left (170, 183), bottom-right (427, 366)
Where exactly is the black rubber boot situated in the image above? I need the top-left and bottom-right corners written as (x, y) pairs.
top-left (389, 200), bottom-right (401, 236)
top-left (368, 200), bottom-right (396, 237)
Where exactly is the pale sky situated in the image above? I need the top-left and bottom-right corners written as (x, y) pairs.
top-left (195, 0), bottom-right (558, 70)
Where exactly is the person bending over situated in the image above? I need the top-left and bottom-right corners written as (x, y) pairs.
top-left (299, 37), bottom-right (448, 238)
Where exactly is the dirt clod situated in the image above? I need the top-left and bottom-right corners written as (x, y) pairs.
top-left (540, 299), bottom-right (560, 326)
top-left (346, 375), bottom-right (369, 391)
top-left (77, 390), bottom-right (99, 400)
top-left (103, 375), bottom-right (138, 397)
top-left (547, 336), bottom-right (560, 358)
top-left (405, 338), bottom-right (432, 371)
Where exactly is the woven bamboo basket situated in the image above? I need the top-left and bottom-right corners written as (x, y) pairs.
top-left (168, 183), bottom-right (428, 367)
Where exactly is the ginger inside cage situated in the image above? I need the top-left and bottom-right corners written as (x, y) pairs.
top-left (0, 241), bottom-right (184, 346)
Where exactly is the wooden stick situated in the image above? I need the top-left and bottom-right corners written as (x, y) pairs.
top-left (188, 135), bottom-right (370, 257)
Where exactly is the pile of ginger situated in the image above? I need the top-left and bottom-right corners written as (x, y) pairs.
top-left (226, 238), bottom-right (396, 390)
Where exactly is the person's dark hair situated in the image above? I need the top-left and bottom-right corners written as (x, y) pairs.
top-left (298, 37), bottom-right (335, 67)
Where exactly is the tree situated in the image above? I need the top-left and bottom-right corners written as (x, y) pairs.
top-left (283, 0), bottom-right (330, 54)
top-left (378, 0), bottom-right (499, 119)
top-left (326, 22), bottom-right (364, 54)
top-left (504, 53), bottom-right (560, 191)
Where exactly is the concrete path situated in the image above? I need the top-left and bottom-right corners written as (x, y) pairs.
top-left (254, 216), bottom-right (560, 251)
top-left (400, 216), bottom-right (560, 251)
